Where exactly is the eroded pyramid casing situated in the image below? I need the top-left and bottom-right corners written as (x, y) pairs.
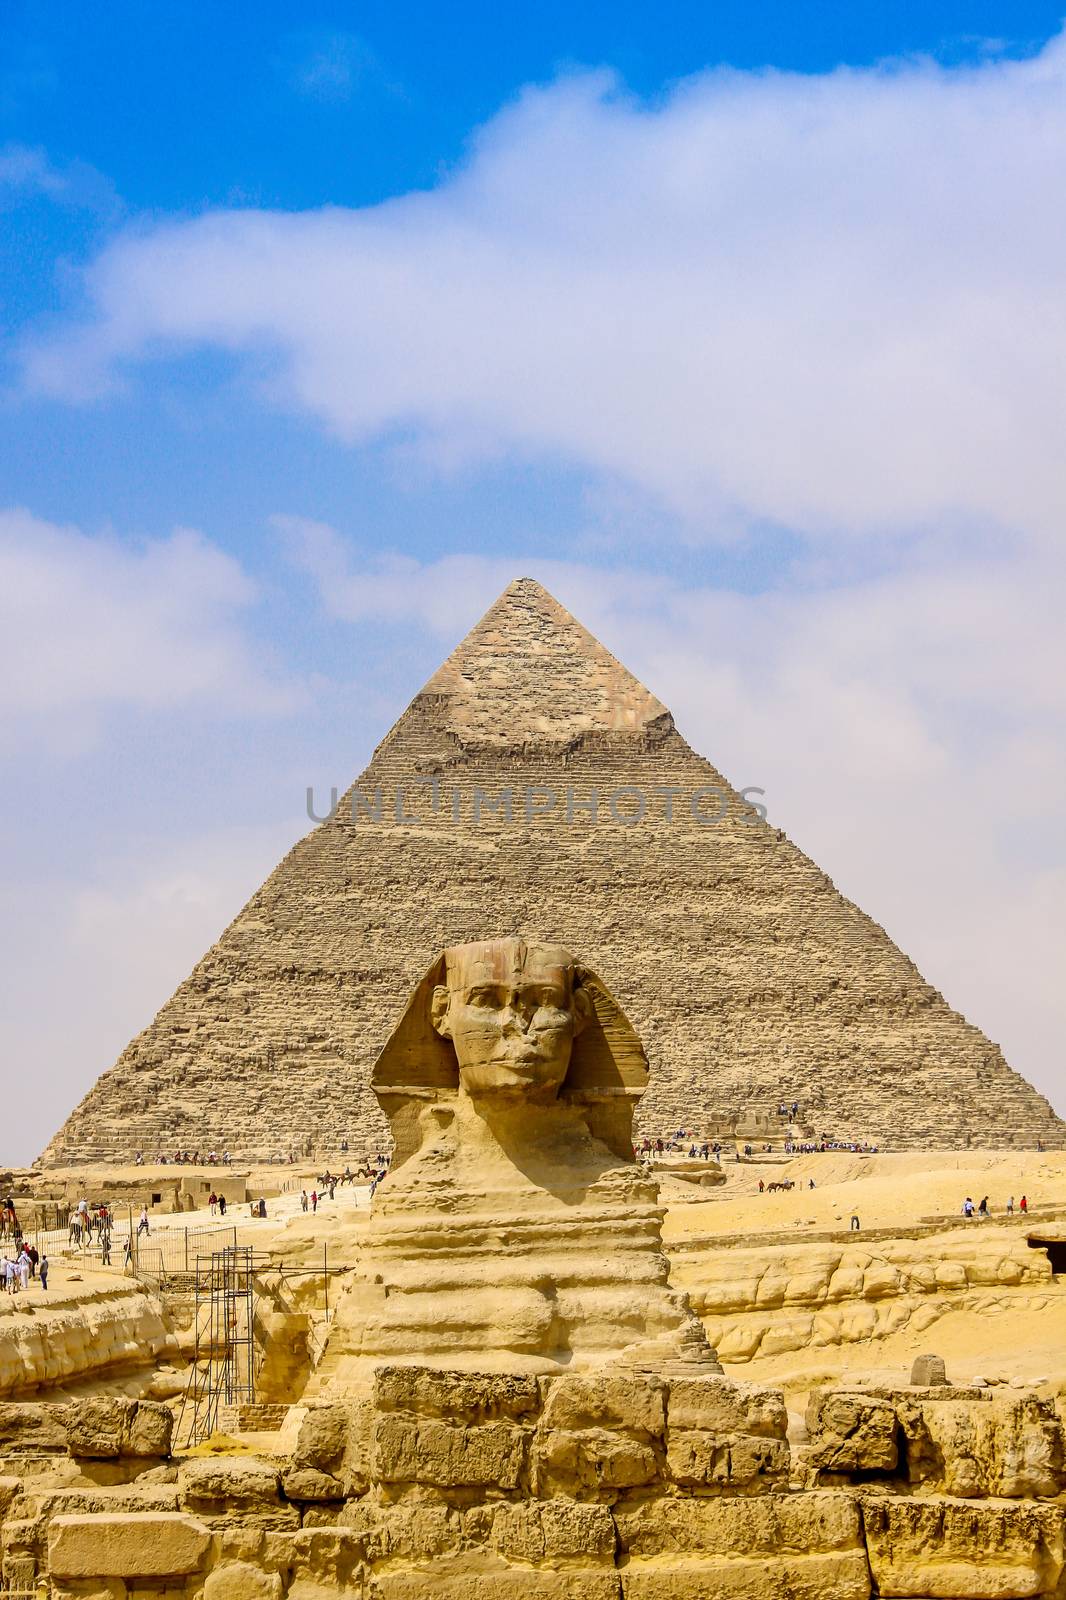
top-left (42, 579), bottom-right (1066, 1162)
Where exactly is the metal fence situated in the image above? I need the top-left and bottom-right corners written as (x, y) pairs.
top-left (21, 1218), bottom-right (243, 1286)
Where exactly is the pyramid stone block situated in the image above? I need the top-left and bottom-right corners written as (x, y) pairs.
top-left (42, 579), bottom-right (1065, 1163)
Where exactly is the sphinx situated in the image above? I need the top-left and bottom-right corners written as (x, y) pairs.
top-left (311, 938), bottom-right (719, 1389)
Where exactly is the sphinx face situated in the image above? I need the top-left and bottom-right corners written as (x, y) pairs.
top-left (432, 938), bottom-right (588, 1101)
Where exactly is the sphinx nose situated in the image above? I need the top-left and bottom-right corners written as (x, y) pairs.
top-left (501, 1003), bottom-right (532, 1034)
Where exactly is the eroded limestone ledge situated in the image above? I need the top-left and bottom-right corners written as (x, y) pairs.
top-left (2, 1367), bottom-right (1066, 1597)
top-left (0, 1281), bottom-right (172, 1397)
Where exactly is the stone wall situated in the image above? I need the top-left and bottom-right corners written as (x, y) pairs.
top-left (2, 1368), bottom-right (1065, 1597)
top-left (42, 579), bottom-right (1066, 1166)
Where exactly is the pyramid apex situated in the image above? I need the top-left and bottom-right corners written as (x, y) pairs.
top-left (407, 575), bottom-right (671, 749)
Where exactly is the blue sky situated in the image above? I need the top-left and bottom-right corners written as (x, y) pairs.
top-left (2, 3), bottom-right (1066, 1160)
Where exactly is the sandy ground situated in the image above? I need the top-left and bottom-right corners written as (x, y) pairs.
top-left (662, 1150), bottom-right (1066, 1240)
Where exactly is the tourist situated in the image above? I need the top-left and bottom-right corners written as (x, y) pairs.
top-left (301, 1190), bottom-right (308, 1212)
top-left (218, 1194), bottom-right (226, 1216)
top-left (963, 1196), bottom-right (975, 1218)
top-left (978, 1196), bottom-right (989, 1216)
top-left (137, 1205), bottom-right (150, 1237)
top-left (101, 1228), bottom-right (111, 1266)
top-left (25, 1242), bottom-right (39, 1278)
top-left (39, 1253), bottom-right (48, 1291)
top-left (1020, 1194), bottom-right (1028, 1213)
top-left (1007, 1195), bottom-right (1015, 1215)
top-left (209, 1192), bottom-right (218, 1216)
top-left (850, 1215), bottom-right (860, 1230)
top-left (758, 1179), bottom-right (764, 1193)
top-left (311, 1190), bottom-right (318, 1213)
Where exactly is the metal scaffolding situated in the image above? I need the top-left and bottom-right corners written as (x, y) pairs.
top-left (177, 1244), bottom-right (264, 1446)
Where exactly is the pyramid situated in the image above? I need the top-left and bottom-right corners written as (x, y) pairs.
top-left (43, 578), bottom-right (1065, 1164)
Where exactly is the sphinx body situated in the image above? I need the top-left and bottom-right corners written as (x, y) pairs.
top-left (311, 938), bottom-right (718, 1390)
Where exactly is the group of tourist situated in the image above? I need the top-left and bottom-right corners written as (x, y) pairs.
top-left (135, 1150), bottom-right (232, 1166)
top-left (637, 1134), bottom-right (721, 1160)
top-left (3, 1241), bottom-right (46, 1291)
top-left (963, 1194), bottom-right (1028, 1218)
top-left (206, 1192), bottom-right (229, 1217)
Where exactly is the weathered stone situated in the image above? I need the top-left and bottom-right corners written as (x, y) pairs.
top-left (179, 1456), bottom-right (282, 1507)
top-left (862, 1495), bottom-right (1065, 1597)
top-left (898, 1392), bottom-right (1066, 1499)
top-left (541, 1375), bottom-right (665, 1437)
top-left (48, 1512), bottom-right (211, 1577)
top-left (0, 1403), bottom-right (67, 1453)
top-left (293, 1403), bottom-right (349, 1469)
top-left (373, 1414), bottom-right (527, 1489)
top-left (374, 1368), bottom-right (541, 1422)
top-left (805, 1391), bottom-right (899, 1473)
top-left (911, 1353), bottom-right (949, 1386)
top-left (489, 1500), bottom-right (616, 1565)
top-left (666, 1376), bottom-right (786, 1437)
top-left (666, 1429), bottom-right (790, 1491)
top-left (203, 1560), bottom-right (284, 1600)
top-left (531, 1427), bottom-right (659, 1499)
top-left (65, 1400), bottom-right (125, 1459)
top-left (280, 1465), bottom-right (345, 1502)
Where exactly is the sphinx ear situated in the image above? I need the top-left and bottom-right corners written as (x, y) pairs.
top-left (430, 984), bottom-right (452, 1039)
top-left (572, 985), bottom-right (592, 1036)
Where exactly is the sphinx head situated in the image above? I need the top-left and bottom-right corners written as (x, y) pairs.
top-left (430, 938), bottom-right (591, 1102)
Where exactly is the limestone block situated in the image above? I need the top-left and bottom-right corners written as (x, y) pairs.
top-left (204, 1560), bottom-right (283, 1600)
top-left (489, 1500), bottom-right (616, 1566)
top-left (898, 1394), bottom-right (1066, 1499)
top-left (912, 1354), bottom-right (948, 1386)
top-left (540, 1374), bottom-right (665, 1437)
top-left (62, 1398), bottom-right (170, 1460)
top-left (65, 1401), bottom-right (124, 1459)
top-left (374, 1568), bottom-right (621, 1599)
top-left (0, 1474), bottom-right (24, 1515)
top-left (0, 1402), bottom-right (68, 1453)
top-left (666, 1429), bottom-right (790, 1491)
top-left (48, 1512), bottom-right (211, 1578)
top-left (614, 1487), bottom-right (863, 1559)
top-left (805, 1391), bottom-right (899, 1473)
top-left (294, 1403), bottom-right (349, 1470)
top-left (862, 1495), bottom-right (1065, 1598)
top-left (281, 1465), bottom-right (345, 1502)
top-left (180, 1456), bottom-right (280, 1504)
top-left (618, 1556), bottom-right (867, 1600)
top-left (124, 1403), bottom-right (173, 1458)
top-left (289, 1526), bottom-right (368, 1593)
top-left (373, 1414), bottom-right (527, 1489)
top-left (339, 1500), bottom-right (458, 1562)
top-left (615, 1491), bottom-right (869, 1600)
top-left (666, 1376), bottom-right (786, 1438)
top-left (532, 1427), bottom-right (659, 1499)
top-left (375, 1366), bottom-right (541, 1422)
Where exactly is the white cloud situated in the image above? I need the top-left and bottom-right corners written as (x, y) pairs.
top-left (0, 142), bottom-right (64, 198)
top-left (0, 507), bottom-right (299, 733)
top-left (280, 528), bottom-right (1066, 1120)
top-left (23, 36), bottom-right (1066, 542)
top-left (0, 824), bottom-right (298, 1165)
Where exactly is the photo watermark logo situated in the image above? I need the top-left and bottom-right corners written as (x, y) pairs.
top-left (306, 778), bottom-right (767, 827)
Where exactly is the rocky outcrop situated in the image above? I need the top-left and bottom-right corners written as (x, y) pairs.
top-left (0, 1280), bottom-right (171, 1396)
top-left (669, 1224), bottom-right (1055, 1362)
